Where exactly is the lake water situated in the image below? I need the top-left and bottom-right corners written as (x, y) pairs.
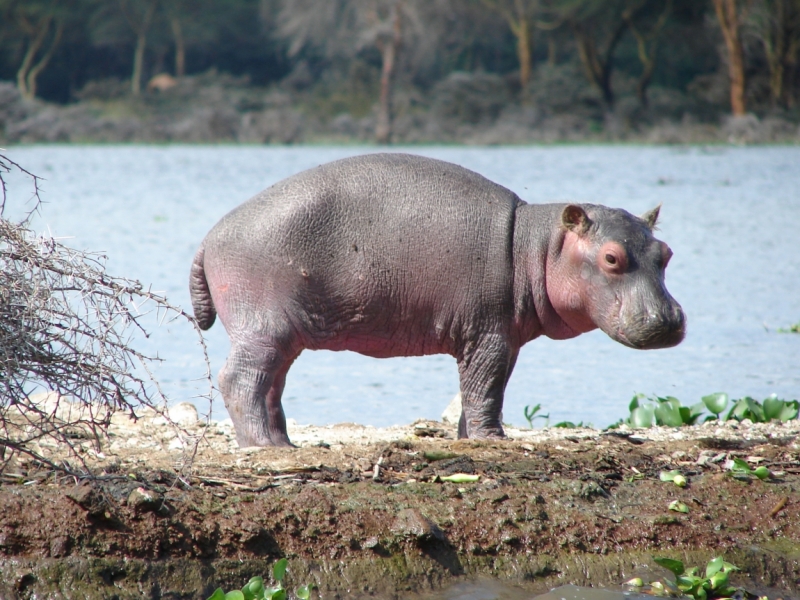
top-left (4, 145), bottom-right (799, 429)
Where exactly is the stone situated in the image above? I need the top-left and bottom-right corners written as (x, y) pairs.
top-left (127, 486), bottom-right (162, 513)
top-left (168, 402), bottom-right (199, 427)
top-left (390, 508), bottom-right (445, 541)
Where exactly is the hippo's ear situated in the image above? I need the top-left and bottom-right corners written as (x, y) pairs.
top-left (641, 204), bottom-right (661, 230)
top-left (562, 204), bottom-right (591, 235)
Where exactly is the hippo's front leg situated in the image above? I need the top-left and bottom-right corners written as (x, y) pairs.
top-left (456, 334), bottom-right (517, 439)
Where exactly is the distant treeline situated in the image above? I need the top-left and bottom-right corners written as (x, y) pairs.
top-left (1, 0), bottom-right (799, 141)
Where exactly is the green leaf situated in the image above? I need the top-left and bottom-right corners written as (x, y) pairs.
top-left (225, 592), bottom-right (245, 600)
top-left (273, 558), bottom-right (288, 583)
top-left (649, 581), bottom-right (668, 596)
top-left (631, 405), bottom-right (655, 428)
top-left (440, 473), bottom-right (479, 483)
top-left (709, 570), bottom-right (729, 590)
top-left (659, 469), bottom-right (681, 483)
top-left (653, 556), bottom-right (685, 577)
top-left (779, 400), bottom-right (799, 422)
top-left (654, 401), bottom-right (684, 427)
top-left (629, 393), bottom-right (646, 412)
top-left (721, 560), bottom-right (740, 573)
top-left (727, 398), bottom-right (751, 421)
top-left (754, 466), bottom-right (770, 480)
top-left (702, 393), bottom-right (729, 416)
top-left (295, 584), bottom-right (314, 599)
top-left (731, 458), bottom-right (751, 473)
top-left (668, 500), bottom-right (689, 513)
top-left (744, 397), bottom-right (765, 422)
top-left (625, 578), bottom-right (644, 587)
top-left (270, 590), bottom-right (287, 600)
top-left (677, 575), bottom-right (704, 592)
top-left (207, 589), bottom-right (226, 600)
top-left (243, 577), bottom-right (264, 600)
top-left (705, 556), bottom-right (724, 578)
top-left (763, 395), bottom-right (784, 421)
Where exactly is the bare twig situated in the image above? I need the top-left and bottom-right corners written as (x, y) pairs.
top-left (0, 153), bottom-right (214, 478)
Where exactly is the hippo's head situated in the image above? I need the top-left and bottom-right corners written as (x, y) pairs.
top-left (547, 204), bottom-right (685, 350)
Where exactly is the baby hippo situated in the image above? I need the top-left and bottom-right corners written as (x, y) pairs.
top-left (190, 153), bottom-right (685, 446)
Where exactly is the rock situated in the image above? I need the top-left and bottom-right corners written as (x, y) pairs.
top-left (168, 402), bottom-right (199, 427)
top-left (441, 393), bottom-right (461, 424)
top-left (127, 487), bottom-right (162, 513)
top-left (49, 536), bottom-right (71, 558)
top-left (65, 481), bottom-right (107, 517)
top-left (390, 508), bottom-right (445, 541)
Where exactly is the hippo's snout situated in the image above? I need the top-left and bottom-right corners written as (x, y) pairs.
top-left (617, 301), bottom-right (686, 350)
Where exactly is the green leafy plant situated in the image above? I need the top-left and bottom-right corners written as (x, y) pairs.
top-left (552, 420), bottom-right (586, 428)
top-left (726, 395), bottom-right (799, 423)
top-left (207, 559), bottom-right (314, 600)
top-left (648, 556), bottom-right (741, 600)
top-left (624, 394), bottom-right (706, 428)
top-left (523, 404), bottom-right (549, 428)
top-left (777, 322), bottom-right (800, 333)
top-left (616, 392), bottom-right (798, 429)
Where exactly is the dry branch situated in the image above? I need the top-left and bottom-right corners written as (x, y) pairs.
top-left (0, 152), bottom-right (213, 477)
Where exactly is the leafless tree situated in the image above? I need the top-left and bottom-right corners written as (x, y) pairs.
top-left (274, 0), bottom-right (443, 143)
top-left (747, 0), bottom-right (800, 108)
top-left (710, 0), bottom-right (752, 116)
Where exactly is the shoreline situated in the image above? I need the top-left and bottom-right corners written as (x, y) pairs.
top-left (0, 406), bottom-right (797, 599)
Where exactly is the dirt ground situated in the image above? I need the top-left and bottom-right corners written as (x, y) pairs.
top-left (0, 412), bottom-right (798, 599)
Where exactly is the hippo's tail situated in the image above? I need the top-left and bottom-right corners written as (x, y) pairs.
top-left (190, 244), bottom-right (216, 331)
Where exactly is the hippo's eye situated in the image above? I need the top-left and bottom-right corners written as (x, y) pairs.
top-left (605, 253), bottom-right (617, 265)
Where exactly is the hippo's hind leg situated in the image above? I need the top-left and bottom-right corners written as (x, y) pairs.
top-left (218, 327), bottom-right (300, 448)
top-left (457, 334), bottom-right (517, 440)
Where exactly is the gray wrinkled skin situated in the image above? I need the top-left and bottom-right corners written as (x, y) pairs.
top-left (190, 154), bottom-right (685, 447)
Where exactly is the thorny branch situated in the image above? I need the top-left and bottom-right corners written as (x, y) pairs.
top-left (0, 152), bottom-right (214, 480)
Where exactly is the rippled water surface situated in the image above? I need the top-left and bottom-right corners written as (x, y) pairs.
top-left (7, 145), bottom-right (800, 427)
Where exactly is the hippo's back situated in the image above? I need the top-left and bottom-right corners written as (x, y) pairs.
top-left (201, 153), bottom-right (522, 356)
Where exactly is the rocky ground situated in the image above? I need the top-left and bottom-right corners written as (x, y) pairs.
top-left (0, 400), bottom-right (798, 599)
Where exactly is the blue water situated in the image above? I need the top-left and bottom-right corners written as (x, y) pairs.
top-left (4, 145), bottom-right (799, 428)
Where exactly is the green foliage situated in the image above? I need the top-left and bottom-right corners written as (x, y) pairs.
top-left (552, 420), bottom-right (586, 428)
top-left (623, 393), bottom-right (706, 428)
top-left (618, 392), bottom-right (799, 429)
top-left (206, 559), bottom-right (314, 600)
top-left (647, 556), bottom-right (741, 600)
top-left (777, 322), bottom-right (800, 333)
top-left (728, 457), bottom-right (772, 481)
top-left (523, 403), bottom-right (549, 428)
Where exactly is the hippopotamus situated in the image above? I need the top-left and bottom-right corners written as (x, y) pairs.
top-left (190, 153), bottom-right (685, 447)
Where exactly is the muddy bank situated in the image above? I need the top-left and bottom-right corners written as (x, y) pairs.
top-left (2, 75), bottom-right (800, 146)
top-left (0, 408), bottom-right (798, 599)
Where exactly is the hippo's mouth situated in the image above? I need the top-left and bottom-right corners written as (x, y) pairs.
top-left (612, 306), bottom-right (686, 350)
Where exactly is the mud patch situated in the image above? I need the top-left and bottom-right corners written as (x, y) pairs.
top-left (0, 417), bottom-right (798, 599)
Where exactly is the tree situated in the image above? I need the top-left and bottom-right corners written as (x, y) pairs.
top-left (556, 0), bottom-right (634, 112)
top-left (1, 0), bottom-right (66, 100)
top-left (119, 0), bottom-right (159, 95)
top-left (275, 0), bottom-right (435, 143)
top-left (748, 0), bottom-right (800, 108)
top-left (479, 0), bottom-right (538, 93)
top-left (710, 0), bottom-right (751, 115)
top-left (622, 0), bottom-right (673, 108)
